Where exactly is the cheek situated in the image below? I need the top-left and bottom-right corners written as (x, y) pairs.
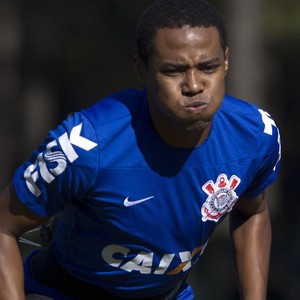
top-left (152, 77), bottom-right (179, 100)
top-left (210, 75), bottom-right (226, 96)
top-left (148, 81), bottom-right (182, 116)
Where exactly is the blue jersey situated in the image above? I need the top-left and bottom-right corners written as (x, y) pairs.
top-left (14, 89), bottom-right (281, 298)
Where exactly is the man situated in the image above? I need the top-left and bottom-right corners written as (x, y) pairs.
top-left (0, 0), bottom-right (281, 299)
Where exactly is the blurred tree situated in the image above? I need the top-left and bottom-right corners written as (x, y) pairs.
top-left (0, 0), bottom-right (22, 189)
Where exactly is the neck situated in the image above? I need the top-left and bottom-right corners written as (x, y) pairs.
top-left (153, 121), bottom-right (212, 148)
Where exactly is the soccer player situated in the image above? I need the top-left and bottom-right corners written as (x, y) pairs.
top-left (0, 0), bottom-right (281, 299)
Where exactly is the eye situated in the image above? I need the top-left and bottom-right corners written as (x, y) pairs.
top-left (200, 65), bottom-right (218, 74)
top-left (161, 69), bottom-right (182, 77)
top-left (160, 65), bottom-right (186, 77)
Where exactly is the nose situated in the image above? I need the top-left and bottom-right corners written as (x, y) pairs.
top-left (182, 69), bottom-right (204, 95)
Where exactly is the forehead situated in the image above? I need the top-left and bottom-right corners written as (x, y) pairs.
top-left (151, 26), bottom-right (223, 61)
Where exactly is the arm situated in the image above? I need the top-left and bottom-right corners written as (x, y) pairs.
top-left (229, 192), bottom-right (271, 300)
top-left (0, 183), bottom-right (47, 300)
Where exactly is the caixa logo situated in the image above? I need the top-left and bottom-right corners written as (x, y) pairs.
top-left (101, 243), bottom-right (207, 275)
top-left (24, 123), bottom-right (97, 197)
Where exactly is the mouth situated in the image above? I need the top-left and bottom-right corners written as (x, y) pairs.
top-left (184, 101), bottom-right (208, 113)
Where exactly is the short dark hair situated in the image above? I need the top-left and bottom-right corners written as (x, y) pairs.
top-left (136, 0), bottom-right (227, 65)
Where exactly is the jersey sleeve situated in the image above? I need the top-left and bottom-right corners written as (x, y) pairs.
top-left (13, 112), bottom-right (99, 217)
top-left (241, 108), bottom-right (281, 199)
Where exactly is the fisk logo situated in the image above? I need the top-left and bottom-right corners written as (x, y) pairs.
top-left (258, 108), bottom-right (281, 171)
top-left (24, 123), bottom-right (97, 197)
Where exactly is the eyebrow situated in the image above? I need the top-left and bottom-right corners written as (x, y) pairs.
top-left (159, 57), bottom-right (222, 69)
top-left (197, 57), bottom-right (223, 68)
top-left (200, 57), bottom-right (222, 64)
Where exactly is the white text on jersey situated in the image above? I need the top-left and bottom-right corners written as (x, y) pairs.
top-left (24, 123), bottom-right (97, 197)
top-left (102, 244), bottom-right (206, 275)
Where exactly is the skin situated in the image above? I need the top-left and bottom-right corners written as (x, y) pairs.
top-left (0, 26), bottom-right (271, 300)
top-left (230, 193), bottom-right (271, 300)
top-left (134, 26), bottom-right (229, 148)
top-left (0, 185), bottom-right (47, 300)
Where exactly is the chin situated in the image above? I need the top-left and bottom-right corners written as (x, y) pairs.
top-left (185, 120), bottom-right (211, 132)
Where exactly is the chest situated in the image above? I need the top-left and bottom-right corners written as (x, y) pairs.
top-left (86, 161), bottom-right (252, 242)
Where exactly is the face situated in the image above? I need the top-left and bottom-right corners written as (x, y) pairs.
top-left (134, 26), bottom-right (229, 146)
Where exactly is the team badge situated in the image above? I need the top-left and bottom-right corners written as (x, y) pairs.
top-left (201, 174), bottom-right (241, 222)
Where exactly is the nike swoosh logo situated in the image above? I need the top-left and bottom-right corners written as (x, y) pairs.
top-left (123, 196), bottom-right (154, 207)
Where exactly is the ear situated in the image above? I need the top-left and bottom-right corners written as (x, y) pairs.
top-left (133, 55), bottom-right (147, 85)
top-left (224, 47), bottom-right (229, 75)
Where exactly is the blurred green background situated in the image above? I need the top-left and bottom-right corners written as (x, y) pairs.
top-left (0, 0), bottom-right (299, 299)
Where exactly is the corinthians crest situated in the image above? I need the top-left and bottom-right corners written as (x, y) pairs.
top-left (201, 174), bottom-right (241, 222)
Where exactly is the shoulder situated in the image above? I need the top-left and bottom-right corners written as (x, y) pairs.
top-left (216, 95), bottom-right (281, 157)
top-left (80, 88), bottom-right (146, 126)
top-left (219, 95), bottom-right (280, 138)
top-left (220, 94), bottom-right (266, 121)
